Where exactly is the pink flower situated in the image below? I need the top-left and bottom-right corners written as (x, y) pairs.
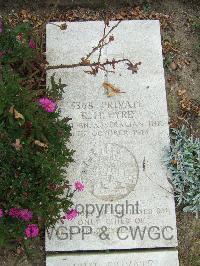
top-left (19, 209), bottom-right (33, 221)
top-left (64, 209), bottom-right (79, 221)
top-left (38, 97), bottom-right (57, 113)
top-left (16, 32), bottom-right (24, 43)
top-left (0, 209), bottom-right (4, 218)
top-left (29, 39), bottom-right (36, 49)
top-left (74, 181), bottom-right (85, 192)
top-left (25, 224), bottom-right (39, 238)
top-left (0, 19), bottom-right (3, 33)
top-left (8, 208), bottom-right (33, 221)
top-left (8, 208), bottom-right (21, 218)
top-left (0, 51), bottom-right (4, 58)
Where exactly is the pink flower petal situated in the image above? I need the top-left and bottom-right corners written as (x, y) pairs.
top-left (29, 39), bottom-right (36, 49)
top-left (19, 209), bottom-right (33, 221)
top-left (0, 209), bottom-right (4, 218)
top-left (25, 224), bottom-right (39, 238)
top-left (74, 181), bottom-right (85, 192)
top-left (0, 51), bottom-right (4, 58)
top-left (64, 209), bottom-right (79, 221)
top-left (38, 97), bottom-right (57, 113)
top-left (8, 208), bottom-right (21, 218)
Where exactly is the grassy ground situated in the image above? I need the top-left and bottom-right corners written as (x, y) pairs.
top-left (0, 0), bottom-right (199, 265)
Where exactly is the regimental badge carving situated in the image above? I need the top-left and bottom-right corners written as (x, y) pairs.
top-left (80, 143), bottom-right (139, 201)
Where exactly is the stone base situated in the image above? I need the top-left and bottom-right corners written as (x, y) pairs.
top-left (46, 250), bottom-right (179, 266)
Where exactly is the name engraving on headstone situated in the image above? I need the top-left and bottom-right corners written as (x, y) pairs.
top-left (65, 99), bottom-right (166, 138)
top-left (70, 260), bottom-right (155, 266)
top-left (46, 250), bottom-right (179, 265)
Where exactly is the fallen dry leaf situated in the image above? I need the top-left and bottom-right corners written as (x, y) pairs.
top-left (81, 57), bottom-right (91, 65)
top-left (9, 106), bottom-right (24, 120)
top-left (163, 41), bottom-right (179, 54)
top-left (16, 247), bottom-right (24, 255)
top-left (177, 89), bottom-right (200, 117)
top-left (178, 89), bottom-right (187, 96)
top-left (34, 140), bottom-right (48, 148)
top-left (171, 159), bottom-right (177, 165)
top-left (60, 23), bottom-right (67, 30)
top-left (14, 110), bottom-right (24, 120)
top-left (103, 82), bottom-right (120, 92)
top-left (116, 14), bottom-right (124, 20)
top-left (127, 62), bottom-right (141, 74)
top-left (12, 139), bottom-right (22, 151)
top-left (107, 91), bottom-right (117, 97)
top-left (103, 82), bottom-right (125, 97)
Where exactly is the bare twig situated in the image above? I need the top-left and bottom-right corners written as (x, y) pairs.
top-left (97, 21), bottom-right (107, 65)
top-left (47, 59), bottom-right (133, 69)
top-left (46, 20), bottom-right (141, 76)
top-left (84, 21), bottom-right (121, 61)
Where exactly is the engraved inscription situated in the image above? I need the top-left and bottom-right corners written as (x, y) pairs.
top-left (80, 143), bottom-right (139, 201)
top-left (65, 99), bottom-right (167, 138)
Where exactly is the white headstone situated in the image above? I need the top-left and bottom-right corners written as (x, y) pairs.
top-left (46, 250), bottom-right (179, 266)
top-left (46, 21), bottom-right (178, 251)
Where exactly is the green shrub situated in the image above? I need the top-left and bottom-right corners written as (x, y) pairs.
top-left (166, 127), bottom-right (200, 213)
top-left (0, 20), bottom-right (36, 65)
top-left (0, 18), bottom-right (75, 248)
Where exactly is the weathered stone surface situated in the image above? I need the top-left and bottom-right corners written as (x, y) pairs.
top-left (46, 20), bottom-right (178, 251)
top-left (46, 250), bottom-right (179, 266)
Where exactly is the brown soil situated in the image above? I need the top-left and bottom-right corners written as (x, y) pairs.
top-left (0, 1), bottom-right (199, 266)
top-left (152, 0), bottom-right (200, 135)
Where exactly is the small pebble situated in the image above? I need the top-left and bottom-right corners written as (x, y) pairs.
top-left (170, 62), bottom-right (177, 70)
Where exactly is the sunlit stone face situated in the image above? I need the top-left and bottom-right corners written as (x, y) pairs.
top-left (45, 20), bottom-right (178, 252)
